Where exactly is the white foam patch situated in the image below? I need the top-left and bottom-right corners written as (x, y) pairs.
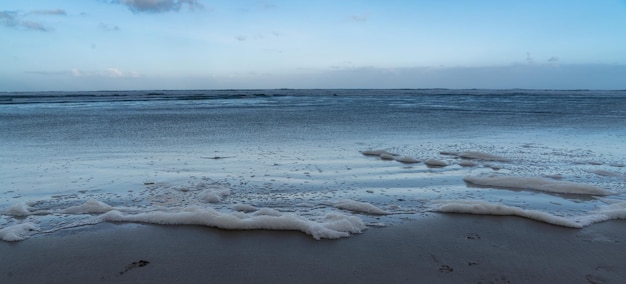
top-left (251, 208), bottom-right (283, 217)
top-left (588, 170), bottom-right (623, 177)
top-left (232, 204), bottom-right (258, 213)
top-left (61, 199), bottom-right (114, 214)
top-left (395, 156), bottom-right (420, 164)
top-left (0, 223), bottom-right (40, 242)
top-left (360, 149), bottom-right (396, 156)
top-left (464, 175), bottom-right (613, 195)
top-left (458, 151), bottom-right (511, 162)
top-left (198, 184), bottom-right (231, 203)
top-left (332, 199), bottom-right (390, 215)
top-left (379, 153), bottom-right (395, 160)
top-left (4, 202), bottom-right (50, 216)
top-left (5, 203), bottom-right (33, 217)
top-left (597, 201), bottom-right (626, 219)
top-left (98, 207), bottom-right (365, 240)
top-left (568, 201), bottom-right (626, 226)
top-left (424, 159), bottom-right (447, 167)
top-left (430, 200), bottom-right (582, 228)
top-left (458, 160), bottom-right (478, 167)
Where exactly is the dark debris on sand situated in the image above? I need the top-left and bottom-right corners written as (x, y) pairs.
top-left (119, 260), bottom-right (150, 275)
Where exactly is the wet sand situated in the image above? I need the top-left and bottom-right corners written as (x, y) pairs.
top-left (2, 214), bottom-right (626, 283)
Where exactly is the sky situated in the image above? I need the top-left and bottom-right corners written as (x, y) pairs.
top-left (1, 0), bottom-right (625, 91)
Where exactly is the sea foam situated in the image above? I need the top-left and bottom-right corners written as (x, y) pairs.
top-left (0, 223), bottom-right (40, 242)
top-left (198, 184), bottom-right (231, 203)
top-left (5, 203), bottom-right (33, 217)
top-left (395, 156), bottom-right (420, 164)
top-left (4, 202), bottom-right (50, 216)
top-left (360, 149), bottom-right (396, 156)
top-left (332, 199), bottom-right (390, 215)
top-left (431, 199), bottom-right (626, 228)
top-left (597, 201), bottom-right (626, 219)
top-left (61, 199), bottom-right (114, 214)
top-left (464, 175), bottom-right (613, 195)
top-left (430, 200), bottom-right (582, 228)
top-left (457, 151), bottom-right (511, 162)
top-left (98, 207), bottom-right (365, 240)
top-left (424, 159), bottom-right (447, 167)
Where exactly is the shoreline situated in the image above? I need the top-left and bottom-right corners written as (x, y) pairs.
top-left (2, 214), bottom-right (625, 283)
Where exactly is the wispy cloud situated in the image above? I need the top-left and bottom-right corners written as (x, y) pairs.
top-left (112, 0), bottom-right (204, 13)
top-left (349, 13), bottom-right (369, 22)
top-left (260, 1), bottom-right (276, 9)
top-left (20, 21), bottom-right (49, 32)
top-left (72, 68), bottom-right (140, 78)
top-left (1, 9), bottom-right (66, 32)
top-left (29, 9), bottom-right (67, 16)
top-left (0, 11), bottom-right (19, 27)
top-left (547, 56), bottom-right (559, 63)
top-left (547, 56), bottom-right (560, 67)
top-left (305, 64), bottom-right (626, 90)
top-left (234, 31), bottom-right (280, 42)
top-left (99, 23), bottom-right (121, 32)
top-left (28, 68), bottom-right (140, 78)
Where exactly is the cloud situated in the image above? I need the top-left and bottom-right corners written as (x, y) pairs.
top-left (0, 11), bottom-right (19, 27)
top-left (99, 23), bottom-right (121, 31)
top-left (260, 1), bottom-right (276, 9)
top-left (547, 56), bottom-right (560, 66)
top-left (20, 21), bottom-right (49, 31)
top-left (28, 68), bottom-right (140, 78)
top-left (349, 13), bottom-right (369, 22)
top-left (29, 9), bottom-right (67, 16)
top-left (0, 10), bottom-right (61, 32)
top-left (112, 0), bottom-right (204, 13)
top-left (234, 33), bottom-right (269, 42)
top-left (308, 64), bottom-right (626, 90)
top-left (75, 68), bottom-right (140, 78)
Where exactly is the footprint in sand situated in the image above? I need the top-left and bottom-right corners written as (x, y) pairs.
top-left (119, 260), bottom-right (150, 275)
top-left (585, 274), bottom-right (608, 284)
top-left (466, 233), bottom-right (481, 240)
top-left (438, 265), bottom-right (454, 273)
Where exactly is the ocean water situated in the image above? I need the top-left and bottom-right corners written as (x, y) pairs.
top-left (1, 89), bottom-right (625, 241)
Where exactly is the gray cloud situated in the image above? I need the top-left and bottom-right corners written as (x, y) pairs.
top-left (99, 23), bottom-right (121, 31)
top-left (349, 14), bottom-right (369, 22)
top-left (0, 10), bottom-right (52, 31)
top-left (547, 56), bottom-right (560, 67)
top-left (235, 33), bottom-right (271, 42)
top-left (29, 9), bottom-right (67, 16)
top-left (20, 21), bottom-right (49, 32)
top-left (0, 11), bottom-right (19, 27)
top-left (308, 64), bottom-right (626, 90)
top-left (112, 0), bottom-right (203, 13)
top-left (260, 1), bottom-right (276, 9)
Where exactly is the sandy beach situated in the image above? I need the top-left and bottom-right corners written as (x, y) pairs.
top-left (2, 214), bottom-right (625, 283)
top-left (2, 90), bottom-right (625, 283)
top-left (3, 0), bottom-right (626, 279)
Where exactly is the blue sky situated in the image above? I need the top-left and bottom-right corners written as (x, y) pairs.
top-left (1, 0), bottom-right (625, 91)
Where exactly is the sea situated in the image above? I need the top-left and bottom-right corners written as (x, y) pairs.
top-left (1, 89), bottom-right (625, 241)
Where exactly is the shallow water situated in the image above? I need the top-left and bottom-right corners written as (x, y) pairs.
top-left (1, 89), bottom-right (625, 240)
